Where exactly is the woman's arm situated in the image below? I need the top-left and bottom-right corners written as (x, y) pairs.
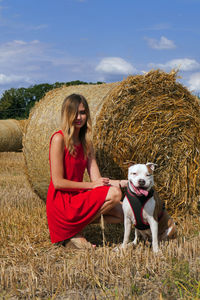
top-left (87, 145), bottom-right (109, 185)
top-left (87, 145), bottom-right (128, 188)
top-left (109, 179), bottom-right (128, 188)
top-left (50, 134), bottom-right (109, 191)
top-left (50, 133), bottom-right (93, 191)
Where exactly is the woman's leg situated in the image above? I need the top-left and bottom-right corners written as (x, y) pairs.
top-left (103, 202), bottom-right (124, 223)
top-left (67, 186), bottom-right (123, 249)
top-left (90, 186), bottom-right (123, 224)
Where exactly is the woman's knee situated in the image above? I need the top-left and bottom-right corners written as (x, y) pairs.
top-left (108, 186), bottom-right (122, 203)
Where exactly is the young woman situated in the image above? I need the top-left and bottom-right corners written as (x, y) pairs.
top-left (46, 93), bottom-right (127, 249)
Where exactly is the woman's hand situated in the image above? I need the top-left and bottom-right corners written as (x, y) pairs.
top-left (119, 180), bottom-right (128, 188)
top-left (91, 177), bottom-right (110, 189)
top-left (108, 179), bottom-right (128, 188)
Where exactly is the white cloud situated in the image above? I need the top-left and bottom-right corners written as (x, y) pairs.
top-left (13, 40), bottom-right (27, 45)
top-left (29, 24), bottom-right (48, 30)
top-left (0, 39), bottom-right (101, 88)
top-left (0, 40), bottom-right (45, 66)
top-left (188, 72), bottom-right (200, 91)
top-left (0, 73), bottom-right (30, 85)
top-left (0, 40), bottom-right (58, 87)
top-left (167, 59), bottom-right (200, 71)
top-left (145, 36), bottom-right (176, 50)
top-left (96, 57), bottom-right (136, 75)
top-left (0, 39), bottom-right (87, 71)
top-left (149, 58), bottom-right (200, 72)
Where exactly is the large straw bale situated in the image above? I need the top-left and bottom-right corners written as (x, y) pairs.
top-left (23, 83), bottom-right (118, 201)
top-left (93, 70), bottom-right (200, 215)
top-left (17, 119), bottom-right (27, 132)
top-left (0, 119), bottom-right (23, 152)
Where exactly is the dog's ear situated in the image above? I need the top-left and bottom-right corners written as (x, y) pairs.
top-left (146, 162), bottom-right (157, 172)
top-left (123, 160), bottom-right (136, 168)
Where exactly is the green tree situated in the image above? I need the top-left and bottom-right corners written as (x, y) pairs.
top-left (0, 81), bottom-right (103, 119)
top-left (0, 83), bottom-right (56, 119)
top-left (0, 88), bottom-right (26, 119)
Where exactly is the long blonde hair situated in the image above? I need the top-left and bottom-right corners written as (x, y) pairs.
top-left (61, 94), bottom-right (92, 157)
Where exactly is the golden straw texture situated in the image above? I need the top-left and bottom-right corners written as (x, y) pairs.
top-left (93, 70), bottom-right (200, 216)
top-left (17, 119), bottom-right (27, 132)
top-left (0, 119), bottom-right (23, 152)
top-left (23, 83), bottom-right (118, 200)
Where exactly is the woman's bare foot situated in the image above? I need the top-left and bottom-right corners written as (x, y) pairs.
top-left (65, 233), bottom-right (96, 250)
top-left (64, 239), bottom-right (78, 249)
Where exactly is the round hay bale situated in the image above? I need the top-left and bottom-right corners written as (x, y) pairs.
top-left (18, 119), bottom-right (28, 132)
top-left (93, 70), bottom-right (200, 215)
top-left (23, 83), bottom-right (118, 201)
top-left (0, 119), bottom-right (23, 152)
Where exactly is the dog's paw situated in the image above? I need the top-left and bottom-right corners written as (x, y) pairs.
top-left (123, 242), bottom-right (137, 251)
top-left (132, 239), bottom-right (138, 246)
top-left (152, 248), bottom-right (164, 256)
top-left (112, 245), bottom-right (121, 252)
top-left (152, 243), bottom-right (159, 253)
top-left (113, 242), bottom-right (136, 254)
top-left (112, 244), bottom-right (127, 256)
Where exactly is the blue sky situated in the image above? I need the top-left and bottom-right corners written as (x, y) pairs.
top-left (0, 0), bottom-right (200, 95)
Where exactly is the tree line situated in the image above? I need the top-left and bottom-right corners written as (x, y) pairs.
top-left (0, 80), bottom-right (103, 119)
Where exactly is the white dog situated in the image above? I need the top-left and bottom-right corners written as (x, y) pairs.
top-left (122, 163), bottom-right (177, 253)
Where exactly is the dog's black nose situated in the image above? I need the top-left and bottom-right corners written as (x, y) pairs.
top-left (138, 179), bottom-right (145, 186)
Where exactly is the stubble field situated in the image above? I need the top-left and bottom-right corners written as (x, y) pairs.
top-left (0, 152), bottom-right (200, 299)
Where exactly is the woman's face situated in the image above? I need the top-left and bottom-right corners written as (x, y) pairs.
top-left (73, 102), bottom-right (87, 129)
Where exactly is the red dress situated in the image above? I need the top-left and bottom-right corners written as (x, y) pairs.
top-left (46, 130), bottom-right (110, 243)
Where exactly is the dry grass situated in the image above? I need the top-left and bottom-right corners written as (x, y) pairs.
top-left (0, 152), bottom-right (200, 299)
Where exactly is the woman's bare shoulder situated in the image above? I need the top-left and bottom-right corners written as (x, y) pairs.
top-left (51, 132), bottom-right (64, 146)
